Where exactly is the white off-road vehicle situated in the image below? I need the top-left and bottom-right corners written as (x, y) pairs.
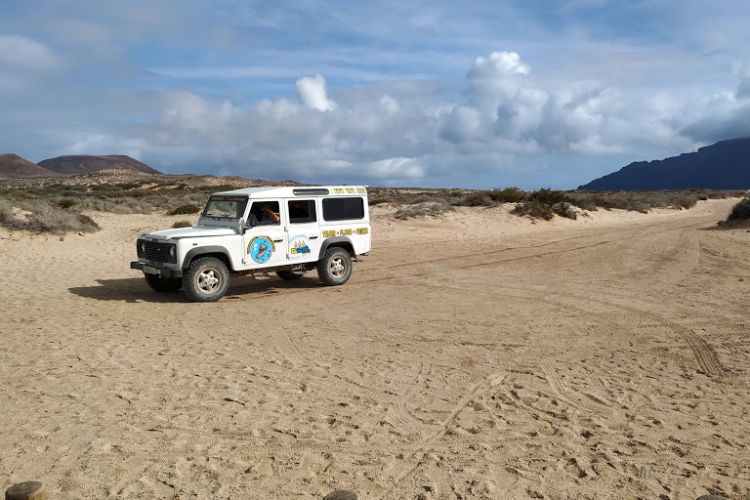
top-left (131, 186), bottom-right (371, 302)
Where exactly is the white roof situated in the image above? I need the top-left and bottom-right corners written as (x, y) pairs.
top-left (213, 186), bottom-right (368, 198)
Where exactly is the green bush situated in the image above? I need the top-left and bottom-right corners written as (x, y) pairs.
top-left (58, 198), bottom-right (77, 209)
top-left (487, 187), bottom-right (525, 203)
top-left (512, 200), bottom-right (554, 221)
top-left (528, 188), bottom-right (571, 205)
top-left (172, 220), bottom-right (193, 228)
top-left (727, 197), bottom-right (750, 220)
top-left (465, 193), bottom-right (495, 206)
top-left (168, 204), bottom-right (202, 215)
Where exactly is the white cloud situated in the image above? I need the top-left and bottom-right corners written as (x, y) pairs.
top-left (295, 74), bottom-right (337, 112)
top-left (256, 98), bottom-right (300, 119)
top-left (46, 48), bottom-right (745, 187)
top-left (0, 35), bottom-right (62, 71)
top-left (735, 63), bottom-right (750, 99)
top-left (68, 134), bottom-right (147, 160)
top-left (468, 52), bottom-right (530, 80)
top-left (379, 95), bottom-right (400, 115)
top-left (365, 157), bottom-right (425, 178)
top-left (441, 106), bottom-right (484, 143)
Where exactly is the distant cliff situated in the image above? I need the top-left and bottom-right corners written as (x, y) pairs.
top-left (579, 138), bottom-right (750, 190)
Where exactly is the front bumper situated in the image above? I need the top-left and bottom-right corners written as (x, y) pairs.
top-left (131, 261), bottom-right (183, 278)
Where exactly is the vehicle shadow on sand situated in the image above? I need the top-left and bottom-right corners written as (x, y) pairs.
top-left (69, 276), bottom-right (324, 303)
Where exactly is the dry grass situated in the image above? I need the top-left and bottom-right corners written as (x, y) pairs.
top-left (1, 180), bottom-right (745, 232)
top-left (168, 204), bottom-right (202, 216)
top-left (727, 197), bottom-right (750, 220)
top-left (0, 198), bottom-right (100, 234)
top-left (370, 187), bottom-right (744, 221)
top-left (172, 220), bottom-right (194, 228)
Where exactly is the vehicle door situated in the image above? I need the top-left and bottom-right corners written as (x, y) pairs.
top-left (242, 200), bottom-right (289, 269)
top-left (286, 198), bottom-right (321, 264)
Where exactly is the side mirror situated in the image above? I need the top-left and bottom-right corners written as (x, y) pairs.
top-left (246, 214), bottom-right (258, 228)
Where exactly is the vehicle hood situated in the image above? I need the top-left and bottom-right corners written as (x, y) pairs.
top-left (144, 226), bottom-right (237, 240)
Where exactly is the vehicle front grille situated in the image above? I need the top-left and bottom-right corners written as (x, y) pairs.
top-left (144, 241), bottom-right (168, 262)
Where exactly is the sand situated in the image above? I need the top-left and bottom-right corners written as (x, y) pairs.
top-left (1, 199), bottom-right (749, 499)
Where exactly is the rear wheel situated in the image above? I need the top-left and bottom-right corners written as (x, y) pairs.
top-left (144, 273), bottom-right (182, 292)
top-left (276, 270), bottom-right (304, 281)
top-left (182, 257), bottom-right (230, 302)
top-left (317, 247), bottom-right (352, 286)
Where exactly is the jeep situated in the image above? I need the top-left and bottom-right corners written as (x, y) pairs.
top-left (131, 186), bottom-right (371, 302)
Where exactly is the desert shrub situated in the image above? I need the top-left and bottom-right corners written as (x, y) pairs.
top-left (677, 193), bottom-right (699, 209)
top-left (487, 187), bottom-right (525, 203)
top-left (168, 204), bottom-right (202, 215)
top-left (394, 201), bottom-right (452, 220)
top-left (0, 191), bottom-right (28, 202)
top-left (465, 193), bottom-right (496, 207)
top-left (569, 191), bottom-right (648, 212)
top-left (58, 198), bottom-right (77, 209)
top-left (528, 188), bottom-right (572, 205)
top-left (463, 188), bottom-right (525, 206)
top-left (0, 199), bottom-right (23, 230)
top-left (76, 214), bottom-right (101, 231)
top-left (172, 220), bottom-right (193, 228)
top-left (369, 198), bottom-right (389, 206)
top-left (0, 199), bottom-right (101, 234)
top-left (551, 202), bottom-right (577, 220)
top-left (447, 196), bottom-right (468, 206)
top-left (727, 197), bottom-right (750, 220)
top-left (512, 200), bottom-right (554, 221)
top-left (568, 189), bottom-right (744, 213)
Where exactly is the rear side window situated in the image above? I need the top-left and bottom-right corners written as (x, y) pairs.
top-left (322, 197), bottom-right (365, 221)
top-left (288, 199), bottom-right (317, 224)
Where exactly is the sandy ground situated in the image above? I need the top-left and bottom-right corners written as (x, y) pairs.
top-left (1, 199), bottom-right (749, 500)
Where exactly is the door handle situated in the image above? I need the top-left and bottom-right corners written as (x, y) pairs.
top-left (273, 238), bottom-right (283, 243)
top-left (309, 236), bottom-right (319, 240)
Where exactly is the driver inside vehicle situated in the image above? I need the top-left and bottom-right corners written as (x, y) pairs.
top-left (254, 202), bottom-right (280, 225)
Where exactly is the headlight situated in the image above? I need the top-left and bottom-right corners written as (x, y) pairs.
top-left (140, 242), bottom-right (147, 253)
top-left (168, 245), bottom-right (176, 259)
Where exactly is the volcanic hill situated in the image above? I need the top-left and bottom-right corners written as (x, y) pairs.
top-left (0, 154), bottom-right (59, 178)
top-left (38, 155), bottom-right (162, 175)
top-left (579, 137), bottom-right (750, 190)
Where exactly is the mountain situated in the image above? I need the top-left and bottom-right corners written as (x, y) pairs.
top-left (0, 154), bottom-right (59, 178)
top-left (38, 155), bottom-right (162, 175)
top-left (579, 138), bottom-right (750, 190)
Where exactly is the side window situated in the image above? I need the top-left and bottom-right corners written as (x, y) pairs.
top-left (322, 197), bottom-right (365, 221)
top-left (249, 201), bottom-right (281, 225)
top-left (288, 199), bottom-right (317, 224)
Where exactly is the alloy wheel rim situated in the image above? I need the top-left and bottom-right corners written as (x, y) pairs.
top-left (330, 257), bottom-right (346, 278)
top-left (198, 268), bottom-right (221, 293)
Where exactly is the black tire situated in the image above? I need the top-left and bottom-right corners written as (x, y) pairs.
top-left (276, 270), bottom-right (304, 281)
top-left (182, 257), bottom-right (230, 302)
top-left (144, 273), bottom-right (182, 292)
top-left (317, 247), bottom-right (352, 286)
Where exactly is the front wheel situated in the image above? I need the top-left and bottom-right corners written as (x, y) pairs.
top-left (182, 257), bottom-right (230, 302)
top-left (145, 273), bottom-right (182, 292)
top-left (317, 247), bottom-right (352, 286)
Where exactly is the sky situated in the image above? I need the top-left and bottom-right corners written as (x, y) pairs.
top-left (1, 0), bottom-right (750, 189)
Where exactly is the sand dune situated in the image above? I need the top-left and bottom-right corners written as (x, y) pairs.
top-left (1, 200), bottom-right (749, 499)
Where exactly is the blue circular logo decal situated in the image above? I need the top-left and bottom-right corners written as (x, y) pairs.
top-left (248, 236), bottom-right (274, 264)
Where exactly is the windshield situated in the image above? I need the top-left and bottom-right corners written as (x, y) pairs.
top-left (201, 196), bottom-right (248, 219)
